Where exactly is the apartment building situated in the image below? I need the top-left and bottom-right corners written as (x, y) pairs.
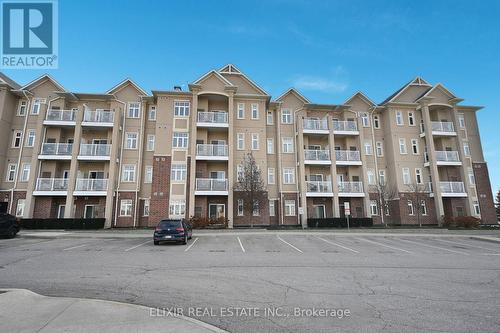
top-left (0, 66), bottom-right (496, 228)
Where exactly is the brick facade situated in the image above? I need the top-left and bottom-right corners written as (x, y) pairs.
top-left (472, 162), bottom-right (497, 224)
top-left (306, 197), bottom-right (333, 218)
top-left (233, 193), bottom-right (270, 226)
top-left (149, 156), bottom-right (171, 226)
top-left (398, 193), bottom-right (437, 225)
top-left (115, 191), bottom-right (136, 227)
top-left (33, 197), bottom-right (66, 218)
top-left (74, 197), bottom-right (106, 219)
top-left (281, 192), bottom-right (300, 225)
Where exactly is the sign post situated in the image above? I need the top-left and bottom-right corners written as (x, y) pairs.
top-left (344, 202), bottom-right (351, 231)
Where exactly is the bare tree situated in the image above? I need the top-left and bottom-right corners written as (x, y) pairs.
top-left (406, 182), bottom-right (428, 228)
top-left (370, 181), bottom-right (398, 226)
top-left (233, 152), bottom-right (267, 228)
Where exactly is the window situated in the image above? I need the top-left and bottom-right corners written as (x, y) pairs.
top-left (269, 200), bottom-right (276, 217)
top-left (421, 200), bottom-right (427, 216)
top-left (251, 104), bottom-right (259, 119)
top-left (237, 164), bottom-right (244, 181)
top-left (174, 101), bottom-right (190, 117)
top-left (376, 141), bottom-right (383, 157)
top-left (120, 200), bottom-right (133, 216)
top-left (396, 111), bottom-right (404, 125)
top-left (172, 132), bottom-right (188, 148)
top-left (127, 102), bottom-right (140, 118)
top-left (267, 111), bottom-right (273, 125)
top-left (373, 115), bottom-right (380, 129)
top-left (252, 200), bottom-right (260, 216)
top-left (364, 141), bottom-right (373, 155)
top-left (407, 200), bottom-right (414, 215)
top-left (399, 138), bottom-right (407, 154)
top-left (143, 199), bottom-right (150, 216)
top-left (6, 164), bottom-right (16, 181)
top-left (402, 168), bottom-right (411, 185)
top-left (282, 137), bottom-right (294, 153)
top-left (468, 168), bottom-right (475, 185)
top-left (148, 106), bottom-right (157, 120)
top-left (458, 114), bottom-right (465, 129)
top-left (473, 201), bottom-right (481, 215)
top-left (237, 133), bottom-right (245, 150)
top-left (26, 129), bottom-right (36, 147)
top-left (283, 168), bottom-right (295, 184)
top-left (17, 100), bottom-right (27, 116)
top-left (251, 133), bottom-right (259, 150)
top-left (367, 169), bottom-right (375, 185)
top-left (237, 103), bottom-right (245, 119)
top-left (171, 164), bottom-right (187, 181)
top-left (146, 135), bottom-right (155, 151)
top-left (237, 199), bottom-right (244, 216)
top-left (285, 200), bottom-right (296, 216)
top-left (12, 130), bottom-right (22, 148)
top-left (169, 200), bottom-right (186, 216)
top-left (361, 113), bottom-right (369, 127)
top-left (125, 132), bottom-right (138, 149)
top-left (268, 168), bottom-right (275, 184)
top-left (379, 170), bottom-right (386, 185)
top-left (145, 166), bottom-right (153, 183)
top-left (415, 168), bottom-right (423, 184)
top-left (16, 199), bottom-right (25, 217)
top-left (32, 98), bottom-right (45, 115)
top-left (20, 164), bottom-right (30, 182)
top-left (267, 138), bottom-right (274, 154)
top-left (281, 109), bottom-right (292, 124)
top-left (370, 200), bottom-right (378, 215)
top-left (122, 164), bottom-right (136, 182)
top-left (463, 143), bottom-right (470, 156)
top-left (408, 112), bottom-right (415, 126)
top-left (411, 139), bottom-right (419, 155)
top-left (58, 205), bottom-right (65, 218)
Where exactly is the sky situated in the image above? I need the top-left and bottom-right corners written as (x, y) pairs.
top-left (3, 0), bottom-right (500, 192)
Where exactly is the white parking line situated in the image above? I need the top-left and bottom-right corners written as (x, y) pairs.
top-left (398, 238), bottom-right (469, 255)
top-left (434, 238), bottom-right (496, 251)
top-left (124, 239), bottom-right (151, 252)
top-left (356, 237), bottom-right (412, 254)
top-left (184, 237), bottom-right (198, 252)
top-left (480, 253), bottom-right (500, 256)
top-left (237, 237), bottom-right (245, 253)
top-left (277, 235), bottom-right (303, 253)
top-left (63, 244), bottom-right (88, 251)
top-left (316, 236), bottom-right (359, 253)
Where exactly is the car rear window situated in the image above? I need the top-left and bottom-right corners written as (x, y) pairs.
top-left (158, 220), bottom-right (182, 229)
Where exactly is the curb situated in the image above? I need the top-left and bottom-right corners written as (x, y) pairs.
top-left (469, 236), bottom-right (500, 244)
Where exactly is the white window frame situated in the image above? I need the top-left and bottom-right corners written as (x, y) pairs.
top-left (148, 106), bottom-right (157, 120)
top-left (237, 199), bottom-right (244, 216)
top-left (268, 168), bottom-right (275, 185)
top-left (468, 168), bottom-right (475, 185)
top-left (283, 168), bottom-right (295, 184)
top-left (364, 141), bottom-right (373, 155)
top-left (122, 164), bottom-right (136, 182)
top-left (251, 103), bottom-right (259, 120)
top-left (282, 137), bottom-right (294, 153)
top-left (269, 200), bottom-right (276, 217)
top-left (120, 199), bottom-right (133, 216)
top-left (174, 101), bottom-right (190, 117)
top-left (399, 138), bottom-right (407, 154)
top-left (267, 138), bottom-right (274, 154)
top-left (12, 130), bottom-right (23, 148)
top-left (237, 133), bottom-right (245, 150)
top-left (171, 164), bottom-right (187, 182)
top-left (16, 199), bottom-right (25, 217)
top-left (17, 100), bottom-right (27, 116)
top-left (421, 200), bottom-right (427, 216)
top-left (143, 199), bottom-right (150, 216)
top-left (376, 141), bottom-right (383, 157)
top-left (379, 170), bottom-right (386, 185)
top-left (172, 132), bottom-right (188, 149)
top-left (267, 111), bottom-right (273, 125)
top-left (407, 200), bottom-right (414, 215)
top-left (26, 129), bottom-right (36, 147)
top-left (473, 202), bottom-right (480, 215)
top-left (252, 200), bottom-right (260, 216)
top-left (169, 200), bottom-right (186, 216)
top-left (396, 110), bottom-right (404, 126)
top-left (361, 113), bottom-right (369, 127)
top-left (411, 139), bottom-right (419, 155)
top-left (19, 163), bottom-right (30, 182)
top-left (402, 167), bottom-right (411, 185)
top-left (251, 133), bottom-right (259, 150)
top-left (145, 165), bottom-right (153, 183)
top-left (415, 168), bottom-right (423, 184)
top-left (285, 200), bottom-right (296, 216)
top-left (370, 200), bottom-right (378, 215)
top-left (463, 143), bottom-right (470, 157)
top-left (127, 102), bottom-right (140, 118)
top-left (458, 114), bottom-right (465, 129)
top-left (367, 169), bottom-right (375, 185)
top-left (237, 103), bottom-right (245, 119)
top-left (6, 164), bottom-right (16, 182)
top-left (125, 132), bottom-right (138, 149)
top-left (281, 109), bottom-right (292, 124)
top-left (31, 98), bottom-right (45, 115)
top-left (146, 134), bottom-right (155, 151)
top-left (373, 115), bottom-right (380, 129)
top-left (408, 111), bottom-right (415, 126)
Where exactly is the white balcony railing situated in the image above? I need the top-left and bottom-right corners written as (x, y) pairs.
top-left (195, 178), bottom-right (228, 191)
top-left (338, 181), bottom-right (364, 193)
top-left (439, 181), bottom-right (465, 194)
top-left (40, 143), bottom-right (73, 155)
top-left (196, 144), bottom-right (228, 157)
top-left (79, 144), bottom-right (111, 157)
top-left (333, 120), bottom-right (358, 132)
top-left (304, 149), bottom-right (330, 161)
top-left (431, 121), bottom-right (454, 133)
top-left (45, 109), bottom-right (76, 122)
top-left (75, 178), bottom-right (108, 192)
top-left (306, 181), bottom-right (332, 193)
top-left (436, 151), bottom-right (460, 162)
top-left (35, 178), bottom-right (68, 191)
top-left (335, 150), bottom-right (361, 161)
top-left (303, 118), bottom-right (328, 131)
top-left (83, 110), bottom-right (114, 123)
top-left (197, 111), bottom-right (228, 124)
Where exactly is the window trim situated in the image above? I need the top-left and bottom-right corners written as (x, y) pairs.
top-left (122, 164), bottom-right (137, 182)
top-left (411, 138), bottom-right (419, 155)
top-left (148, 106), bottom-right (157, 120)
top-left (19, 163), bottom-right (30, 182)
top-left (251, 103), bottom-right (259, 120)
top-left (237, 103), bottom-right (245, 119)
top-left (143, 199), bottom-right (150, 216)
top-left (395, 110), bottom-right (404, 126)
top-left (408, 111), bottom-right (415, 126)
top-left (281, 109), bottom-right (292, 124)
top-left (120, 199), bottom-right (133, 216)
top-left (268, 167), bottom-right (275, 185)
top-left (127, 102), bottom-right (141, 119)
top-left (237, 199), bottom-right (244, 216)
top-left (174, 100), bottom-right (190, 117)
top-left (26, 129), bottom-right (36, 147)
top-left (125, 132), bottom-right (138, 150)
top-left (266, 111), bottom-right (273, 125)
top-left (172, 132), bottom-right (189, 149)
top-left (171, 164), bottom-right (187, 182)
top-left (6, 164), bottom-right (16, 182)
top-left (251, 133), bottom-right (259, 150)
top-left (12, 130), bottom-right (23, 148)
top-left (399, 138), bottom-right (407, 155)
top-left (375, 141), bottom-right (383, 157)
top-left (282, 137), bottom-right (294, 153)
top-left (144, 165), bottom-right (153, 183)
top-left (285, 200), bottom-right (296, 216)
top-left (17, 100), bottom-right (27, 116)
top-left (402, 167), bottom-right (411, 185)
top-left (146, 134), bottom-right (155, 151)
top-left (266, 138), bottom-right (274, 154)
top-left (283, 168), bottom-right (295, 184)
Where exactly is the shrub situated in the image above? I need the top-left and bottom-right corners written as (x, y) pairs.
top-left (188, 216), bottom-right (228, 229)
top-left (443, 216), bottom-right (480, 229)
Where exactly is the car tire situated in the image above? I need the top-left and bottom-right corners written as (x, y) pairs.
top-left (6, 227), bottom-right (17, 239)
top-left (154, 241), bottom-right (159, 245)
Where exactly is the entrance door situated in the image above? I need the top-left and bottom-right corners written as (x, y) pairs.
top-left (84, 205), bottom-right (95, 218)
top-left (209, 204), bottom-right (225, 220)
top-left (313, 205), bottom-right (325, 218)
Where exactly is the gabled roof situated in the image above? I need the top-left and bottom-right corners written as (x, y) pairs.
top-left (193, 69), bottom-right (234, 86)
top-left (414, 83), bottom-right (456, 102)
top-left (106, 78), bottom-right (149, 96)
top-left (380, 76), bottom-right (432, 105)
top-left (219, 64), bottom-right (241, 74)
top-left (21, 74), bottom-right (66, 91)
top-left (218, 64), bottom-right (269, 95)
top-left (0, 72), bottom-right (21, 89)
top-left (275, 87), bottom-right (310, 104)
top-left (344, 91), bottom-right (376, 107)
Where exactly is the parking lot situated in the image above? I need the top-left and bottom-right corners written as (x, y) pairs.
top-left (1, 231), bottom-right (500, 332)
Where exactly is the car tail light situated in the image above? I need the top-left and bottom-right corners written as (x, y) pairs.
top-left (175, 227), bottom-right (184, 232)
top-left (155, 227), bottom-right (162, 231)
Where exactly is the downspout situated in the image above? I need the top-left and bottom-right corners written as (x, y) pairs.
top-left (293, 107), bottom-right (303, 225)
top-left (113, 100), bottom-right (126, 227)
top-left (133, 99), bottom-right (146, 227)
top-left (276, 103), bottom-right (284, 224)
top-left (368, 106), bottom-right (384, 225)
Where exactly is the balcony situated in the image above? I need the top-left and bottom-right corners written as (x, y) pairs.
top-left (335, 150), bottom-right (362, 165)
top-left (197, 111), bottom-right (229, 128)
top-left (74, 178), bottom-right (108, 196)
top-left (332, 120), bottom-right (359, 135)
top-left (435, 151), bottom-right (461, 166)
top-left (439, 181), bottom-right (467, 197)
top-left (304, 149), bottom-right (331, 165)
top-left (195, 178), bottom-right (228, 195)
top-left (38, 143), bottom-right (73, 160)
top-left (33, 178), bottom-right (68, 196)
top-left (421, 121), bottom-right (456, 137)
top-left (82, 110), bottom-right (114, 127)
top-left (196, 144), bottom-right (228, 161)
top-left (305, 181), bottom-right (333, 197)
top-left (78, 144), bottom-right (111, 160)
top-left (338, 181), bottom-right (365, 197)
top-left (43, 109), bottom-right (77, 126)
top-left (303, 118), bottom-right (329, 134)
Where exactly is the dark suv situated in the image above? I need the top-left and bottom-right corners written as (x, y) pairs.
top-left (153, 219), bottom-right (192, 245)
top-left (0, 213), bottom-right (20, 239)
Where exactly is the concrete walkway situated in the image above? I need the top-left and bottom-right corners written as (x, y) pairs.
top-left (0, 289), bottom-right (227, 333)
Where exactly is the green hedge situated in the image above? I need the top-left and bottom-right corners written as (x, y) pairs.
top-left (307, 218), bottom-right (373, 228)
top-left (19, 218), bottom-right (105, 230)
